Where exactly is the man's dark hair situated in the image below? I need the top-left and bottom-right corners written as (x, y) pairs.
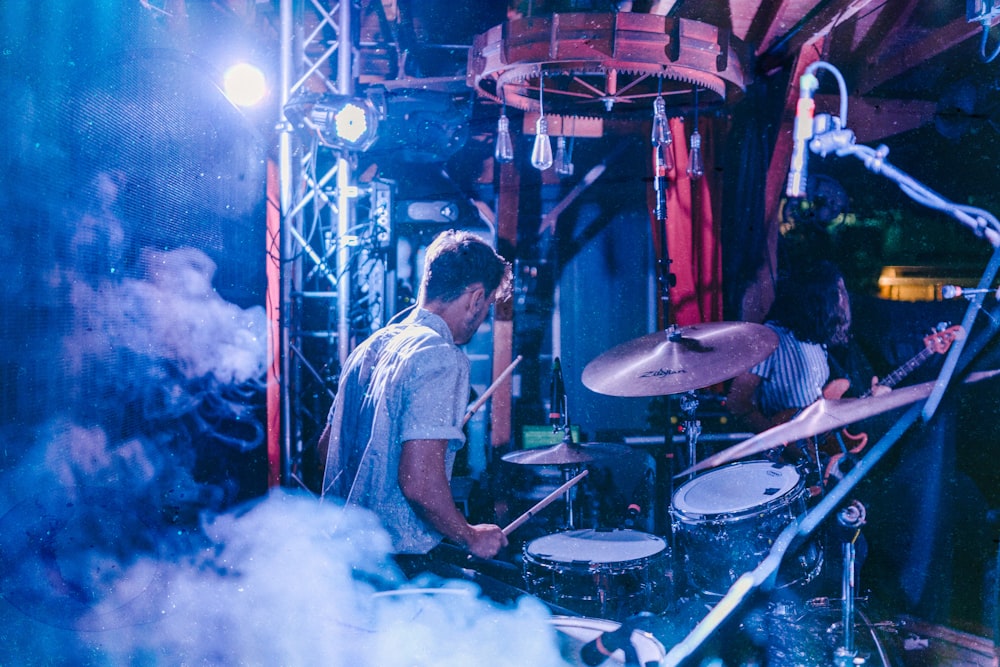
top-left (768, 260), bottom-right (850, 345)
top-left (420, 230), bottom-right (513, 304)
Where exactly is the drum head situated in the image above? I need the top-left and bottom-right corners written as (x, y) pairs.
top-left (672, 462), bottom-right (801, 517)
top-left (525, 529), bottom-right (666, 564)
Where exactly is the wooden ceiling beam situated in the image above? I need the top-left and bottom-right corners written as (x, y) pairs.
top-left (856, 15), bottom-right (985, 95)
top-left (759, 0), bottom-right (879, 65)
top-left (745, 0), bottom-right (789, 55)
top-left (815, 94), bottom-right (937, 142)
top-left (850, 0), bottom-right (920, 68)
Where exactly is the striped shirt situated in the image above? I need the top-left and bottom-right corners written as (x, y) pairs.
top-left (750, 323), bottom-right (829, 418)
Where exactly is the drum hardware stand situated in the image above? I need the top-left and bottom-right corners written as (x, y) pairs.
top-left (561, 463), bottom-right (583, 530)
top-left (833, 500), bottom-right (867, 666)
top-left (679, 391), bottom-right (702, 479)
top-left (551, 371), bottom-right (581, 530)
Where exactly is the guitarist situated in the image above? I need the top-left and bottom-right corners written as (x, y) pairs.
top-left (727, 261), bottom-right (886, 440)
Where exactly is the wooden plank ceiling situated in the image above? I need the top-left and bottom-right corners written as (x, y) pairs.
top-left (366, 0), bottom-right (999, 143)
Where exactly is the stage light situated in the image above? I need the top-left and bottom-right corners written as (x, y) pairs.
top-left (307, 96), bottom-right (380, 151)
top-left (222, 63), bottom-right (268, 108)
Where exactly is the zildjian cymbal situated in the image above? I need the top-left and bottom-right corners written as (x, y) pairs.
top-left (581, 322), bottom-right (779, 397)
top-left (501, 441), bottom-right (632, 466)
top-left (678, 369), bottom-right (1000, 476)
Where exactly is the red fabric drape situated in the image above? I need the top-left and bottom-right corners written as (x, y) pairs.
top-left (651, 116), bottom-right (724, 328)
top-left (265, 159), bottom-right (282, 488)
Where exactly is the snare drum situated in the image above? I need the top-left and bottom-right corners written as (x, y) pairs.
top-left (523, 528), bottom-right (671, 620)
top-left (671, 461), bottom-right (822, 596)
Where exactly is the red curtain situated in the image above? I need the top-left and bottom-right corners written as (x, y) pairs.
top-left (265, 160), bottom-right (282, 488)
top-left (650, 116), bottom-right (724, 328)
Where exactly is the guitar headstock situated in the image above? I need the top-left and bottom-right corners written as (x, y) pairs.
top-left (923, 324), bottom-right (965, 354)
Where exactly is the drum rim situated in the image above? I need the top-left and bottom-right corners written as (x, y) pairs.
top-left (670, 461), bottom-right (804, 520)
top-left (523, 528), bottom-right (667, 564)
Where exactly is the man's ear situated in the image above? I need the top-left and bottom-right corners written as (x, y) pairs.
top-left (467, 285), bottom-right (486, 312)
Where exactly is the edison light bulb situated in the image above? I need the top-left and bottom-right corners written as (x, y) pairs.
top-left (494, 113), bottom-right (514, 163)
top-left (554, 136), bottom-right (574, 176)
top-left (531, 116), bottom-right (554, 170)
top-left (651, 96), bottom-right (669, 144)
top-left (652, 96), bottom-right (675, 172)
top-left (687, 129), bottom-right (704, 180)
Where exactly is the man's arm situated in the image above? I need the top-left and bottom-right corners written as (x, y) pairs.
top-left (398, 439), bottom-right (507, 559)
top-left (726, 372), bottom-right (774, 433)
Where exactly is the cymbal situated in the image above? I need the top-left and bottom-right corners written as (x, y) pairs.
top-left (581, 322), bottom-right (779, 397)
top-left (679, 369), bottom-right (1000, 476)
top-left (501, 441), bottom-right (632, 466)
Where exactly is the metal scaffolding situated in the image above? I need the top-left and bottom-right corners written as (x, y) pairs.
top-left (276, 0), bottom-right (382, 488)
top-left (272, 0), bottom-right (503, 489)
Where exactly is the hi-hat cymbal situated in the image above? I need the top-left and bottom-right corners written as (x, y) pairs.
top-left (501, 441), bottom-right (631, 466)
top-left (581, 322), bottom-right (779, 397)
top-left (679, 369), bottom-right (1000, 476)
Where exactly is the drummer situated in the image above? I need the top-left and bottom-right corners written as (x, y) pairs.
top-left (316, 229), bottom-right (513, 576)
top-left (726, 261), bottom-right (887, 436)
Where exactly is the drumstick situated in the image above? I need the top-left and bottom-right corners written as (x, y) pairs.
top-left (502, 469), bottom-right (589, 536)
top-left (463, 355), bottom-right (523, 426)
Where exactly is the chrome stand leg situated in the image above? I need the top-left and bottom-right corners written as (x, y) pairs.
top-left (834, 500), bottom-right (867, 666)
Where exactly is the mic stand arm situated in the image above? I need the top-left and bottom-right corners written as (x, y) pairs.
top-left (807, 120), bottom-right (1000, 248)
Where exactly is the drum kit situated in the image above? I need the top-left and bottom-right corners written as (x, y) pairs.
top-left (493, 321), bottom-right (996, 663)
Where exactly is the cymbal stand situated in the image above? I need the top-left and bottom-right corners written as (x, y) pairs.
top-left (833, 500), bottom-right (866, 666)
top-left (552, 373), bottom-right (580, 530)
top-left (679, 391), bottom-right (702, 479)
top-left (561, 463), bottom-right (582, 530)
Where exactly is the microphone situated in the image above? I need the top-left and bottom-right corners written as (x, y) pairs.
top-left (549, 357), bottom-right (564, 428)
top-left (579, 619), bottom-right (637, 667)
top-left (623, 470), bottom-right (652, 529)
top-left (652, 144), bottom-right (668, 222)
top-left (785, 71), bottom-right (820, 199)
top-left (941, 284), bottom-right (1000, 300)
top-left (623, 503), bottom-right (642, 529)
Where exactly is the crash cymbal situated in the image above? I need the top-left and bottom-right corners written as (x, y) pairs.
top-left (581, 322), bottom-right (779, 397)
top-left (679, 369), bottom-right (1000, 476)
top-left (501, 441), bottom-right (632, 466)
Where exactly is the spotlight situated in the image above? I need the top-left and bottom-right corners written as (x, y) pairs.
top-left (284, 92), bottom-right (382, 152)
top-left (222, 63), bottom-right (268, 108)
top-left (308, 96), bottom-right (381, 151)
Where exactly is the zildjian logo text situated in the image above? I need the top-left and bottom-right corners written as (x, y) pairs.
top-left (639, 368), bottom-right (686, 378)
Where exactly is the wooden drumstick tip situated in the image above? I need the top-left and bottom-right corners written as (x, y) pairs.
top-left (463, 355), bottom-right (524, 425)
top-left (501, 468), bottom-right (588, 536)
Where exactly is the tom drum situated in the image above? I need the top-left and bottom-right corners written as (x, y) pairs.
top-left (523, 528), bottom-right (672, 620)
top-left (671, 461), bottom-right (822, 597)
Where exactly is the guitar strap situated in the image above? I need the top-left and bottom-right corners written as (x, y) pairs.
top-left (827, 338), bottom-right (879, 399)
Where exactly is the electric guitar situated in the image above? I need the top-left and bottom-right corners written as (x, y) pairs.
top-left (822, 323), bottom-right (964, 485)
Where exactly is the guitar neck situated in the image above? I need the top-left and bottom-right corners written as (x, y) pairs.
top-left (859, 347), bottom-right (933, 398)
